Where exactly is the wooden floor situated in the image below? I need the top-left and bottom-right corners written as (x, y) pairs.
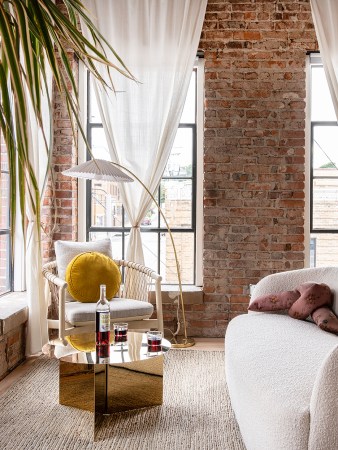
top-left (0, 338), bottom-right (224, 396)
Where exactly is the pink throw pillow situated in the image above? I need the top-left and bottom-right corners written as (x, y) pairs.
top-left (248, 289), bottom-right (300, 312)
top-left (288, 283), bottom-right (333, 320)
top-left (312, 307), bottom-right (338, 335)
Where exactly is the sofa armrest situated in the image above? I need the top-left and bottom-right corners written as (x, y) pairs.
top-left (309, 344), bottom-right (338, 450)
top-left (250, 270), bottom-right (306, 304)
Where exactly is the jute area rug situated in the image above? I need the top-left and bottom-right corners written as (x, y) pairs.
top-left (0, 350), bottom-right (245, 450)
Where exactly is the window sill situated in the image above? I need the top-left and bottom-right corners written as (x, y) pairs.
top-left (0, 291), bottom-right (28, 336)
top-left (150, 285), bottom-right (203, 305)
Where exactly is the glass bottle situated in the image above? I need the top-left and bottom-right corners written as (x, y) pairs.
top-left (96, 343), bottom-right (110, 363)
top-left (96, 284), bottom-right (110, 346)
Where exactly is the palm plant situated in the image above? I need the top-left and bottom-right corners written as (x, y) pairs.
top-left (0, 0), bottom-right (133, 244)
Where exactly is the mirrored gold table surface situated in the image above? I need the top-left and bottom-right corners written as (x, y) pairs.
top-left (59, 331), bottom-right (170, 365)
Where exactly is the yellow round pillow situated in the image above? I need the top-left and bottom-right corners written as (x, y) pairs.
top-left (65, 251), bottom-right (121, 302)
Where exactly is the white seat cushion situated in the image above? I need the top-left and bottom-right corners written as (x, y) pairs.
top-left (65, 298), bottom-right (153, 326)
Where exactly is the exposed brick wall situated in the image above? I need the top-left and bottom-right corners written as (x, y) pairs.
top-left (41, 0), bottom-right (78, 261)
top-left (0, 292), bottom-right (28, 378)
top-left (194, 0), bottom-right (318, 336)
top-left (0, 323), bottom-right (26, 381)
top-left (47, 0), bottom-right (319, 338)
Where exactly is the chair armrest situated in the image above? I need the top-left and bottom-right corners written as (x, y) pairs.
top-left (42, 261), bottom-right (68, 343)
top-left (115, 259), bottom-right (163, 332)
top-left (42, 261), bottom-right (68, 289)
top-left (114, 259), bottom-right (162, 281)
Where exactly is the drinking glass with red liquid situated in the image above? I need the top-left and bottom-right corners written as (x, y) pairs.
top-left (113, 323), bottom-right (128, 345)
top-left (147, 331), bottom-right (162, 354)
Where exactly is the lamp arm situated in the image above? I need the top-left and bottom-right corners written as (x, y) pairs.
top-left (110, 161), bottom-right (188, 340)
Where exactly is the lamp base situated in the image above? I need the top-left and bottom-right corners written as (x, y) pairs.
top-left (170, 336), bottom-right (195, 349)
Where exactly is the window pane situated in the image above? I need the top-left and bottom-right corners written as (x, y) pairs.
top-left (0, 172), bottom-right (10, 229)
top-left (312, 126), bottom-right (338, 230)
top-left (312, 126), bottom-right (338, 170)
top-left (91, 180), bottom-right (123, 228)
top-left (311, 66), bottom-right (336, 121)
top-left (160, 232), bottom-right (194, 284)
top-left (89, 231), bottom-right (123, 260)
top-left (163, 128), bottom-right (193, 177)
top-left (160, 179), bottom-right (192, 228)
top-left (1, 144), bottom-right (9, 171)
top-left (142, 233), bottom-right (159, 271)
top-left (312, 181), bottom-right (338, 230)
top-left (89, 79), bottom-right (101, 123)
top-left (0, 234), bottom-right (10, 295)
top-left (310, 233), bottom-right (338, 266)
top-left (180, 71), bottom-right (196, 124)
top-left (91, 128), bottom-right (110, 160)
top-left (142, 198), bottom-right (159, 228)
top-left (141, 211), bottom-right (154, 227)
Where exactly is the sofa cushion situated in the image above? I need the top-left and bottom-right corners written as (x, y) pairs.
top-left (248, 289), bottom-right (300, 312)
top-left (55, 239), bottom-right (113, 301)
top-left (312, 307), bottom-right (338, 335)
top-left (65, 252), bottom-right (121, 302)
top-left (65, 298), bottom-right (153, 326)
top-left (289, 282), bottom-right (333, 320)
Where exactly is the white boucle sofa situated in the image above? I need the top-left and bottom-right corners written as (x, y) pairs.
top-left (225, 267), bottom-right (338, 450)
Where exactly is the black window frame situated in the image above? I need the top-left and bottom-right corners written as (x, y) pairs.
top-left (310, 121), bottom-right (338, 234)
top-left (309, 54), bottom-right (338, 268)
top-left (86, 70), bottom-right (198, 284)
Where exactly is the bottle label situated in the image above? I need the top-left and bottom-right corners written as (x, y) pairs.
top-left (97, 311), bottom-right (110, 332)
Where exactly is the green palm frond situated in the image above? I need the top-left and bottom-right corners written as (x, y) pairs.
top-left (0, 0), bottom-right (133, 250)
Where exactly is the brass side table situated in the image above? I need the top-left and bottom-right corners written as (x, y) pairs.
top-left (58, 332), bottom-right (171, 439)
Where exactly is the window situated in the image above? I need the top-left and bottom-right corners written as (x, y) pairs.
top-left (309, 54), bottom-right (338, 267)
top-left (85, 61), bottom-right (204, 284)
top-left (0, 133), bottom-right (12, 295)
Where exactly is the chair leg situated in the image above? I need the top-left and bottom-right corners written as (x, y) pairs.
top-left (42, 343), bottom-right (56, 357)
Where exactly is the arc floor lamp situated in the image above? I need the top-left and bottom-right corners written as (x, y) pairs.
top-left (63, 159), bottom-right (195, 348)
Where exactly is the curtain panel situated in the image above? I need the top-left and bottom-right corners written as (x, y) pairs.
top-left (311, 0), bottom-right (338, 120)
top-left (25, 75), bottom-right (51, 355)
top-left (83, 0), bottom-right (207, 264)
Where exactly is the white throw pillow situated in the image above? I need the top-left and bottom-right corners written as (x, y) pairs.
top-left (54, 239), bottom-right (113, 301)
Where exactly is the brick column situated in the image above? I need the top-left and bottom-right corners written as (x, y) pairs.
top-left (42, 0), bottom-right (78, 261)
top-left (194, 0), bottom-right (319, 336)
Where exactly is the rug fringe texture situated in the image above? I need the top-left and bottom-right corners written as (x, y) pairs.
top-left (0, 350), bottom-right (245, 450)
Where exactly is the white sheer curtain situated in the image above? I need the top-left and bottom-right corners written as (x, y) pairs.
top-left (84, 0), bottom-right (207, 264)
top-left (311, 0), bottom-right (338, 120)
top-left (25, 76), bottom-right (51, 356)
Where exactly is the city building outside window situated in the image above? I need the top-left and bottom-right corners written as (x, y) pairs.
top-left (85, 61), bottom-right (203, 285)
top-left (309, 53), bottom-right (338, 267)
